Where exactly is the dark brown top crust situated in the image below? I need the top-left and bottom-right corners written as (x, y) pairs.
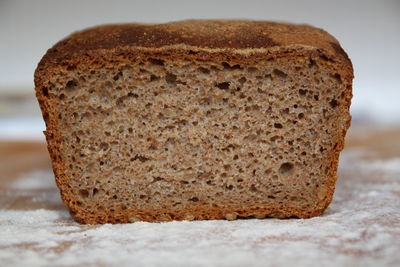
top-left (37, 20), bottom-right (351, 70)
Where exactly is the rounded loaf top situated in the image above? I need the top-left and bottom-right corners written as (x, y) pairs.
top-left (37, 20), bottom-right (351, 72)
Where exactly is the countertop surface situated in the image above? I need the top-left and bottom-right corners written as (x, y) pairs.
top-left (0, 127), bottom-right (399, 267)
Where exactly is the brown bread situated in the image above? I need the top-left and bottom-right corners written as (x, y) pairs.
top-left (34, 20), bottom-right (353, 224)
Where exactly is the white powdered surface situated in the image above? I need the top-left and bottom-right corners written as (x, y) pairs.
top-left (0, 149), bottom-right (399, 267)
top-left (10, 170), bottom-right (56, 190)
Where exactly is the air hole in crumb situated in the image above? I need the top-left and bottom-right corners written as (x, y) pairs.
top-left (41, 87), bottom-right (49, 97)
top-left (299, 89), bottom-right (307, 96)
top-left (66, 80), bottom-right (77, 89)
top-left (333, 73), bottom-right (342, 83)
top-left (320, 55), bottom-right (329, 61)
top-left (270, 135), bottom-right (280, 142)
top-left (100, 142), bottom-right (109, 151)
top-left (250, 184), bottom-right (258, 192)
top-left (279, 162), bottom-right (294, 175)
top-left (198, 67), bottom-right (210, 74)
top-left (314, 95), bottom-right (319, 101)
top-left (309, 59), bottom-right (317, 69)
top-left (81, 112), bottom-right (91, 122)
top-left (265, 74), bottom-right (273, 81)
top-left (298, 113), bottom-right (304, 119)
top-left (59, 93), bottom-right (65, 100)
top-left (189, 197), bottom-right (199, 202)
top-left (238, 77), bottom-right (247, 84)
top-left (165, 73), bottom-right (177, 86)
top-left (150, 74), bottom-right (159, 82)
top-left (66, 65), bottom-right (76, 71)
top-left (113, 195), bottom-right (118, 199)
top-left (222, 62), bottom-right (230, 68)
top-left (151, 177), bottom-right (164, 183)
top-left (79, 189), bottom-right (89, 198)
top-left (273, 69), bottom-right (287, 79)
top-left (216, 82), bottom-right (230, 90)
top-left (248, 67), bottom-right (258, 73)
top-left (222, 62), bottom-right (241, 70)
top-left (128, 92), bottom-right (139, 98)
top-left (330, 99), bottom-right (339, 108)
top-left (131, 154), bottom-right (150, 162)
top-left (100, 161), bottom-right (105, 166)
top-left (93, 188), bottom-right (99, 197)
top-left (274, 123), bottom-right (283, 129)
top-left (113, 71), bottom-right (123, 81)
top-left (149, 58), bottom-right (165, 66)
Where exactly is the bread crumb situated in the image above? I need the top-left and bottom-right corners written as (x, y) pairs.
top-left (184, 214), bottom-right (195, 221)
top-left (225, 213), bottom-right (238, 221)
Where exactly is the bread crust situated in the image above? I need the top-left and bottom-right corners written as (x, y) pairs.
top-left (36, 20), bottom-right (351, 70)
top-left (34, 20), bottom-right (353, 224)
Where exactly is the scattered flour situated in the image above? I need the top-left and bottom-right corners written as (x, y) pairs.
top-left (0, 149), bottom-right (399, 267)
top-left (10, 170), bottom-right (55, 190)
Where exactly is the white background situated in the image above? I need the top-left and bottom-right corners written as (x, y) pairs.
top-left (0, 0), bottom-right (399, 139)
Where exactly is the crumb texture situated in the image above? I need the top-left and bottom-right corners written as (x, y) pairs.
top-left (37, 50), bottom-right (351, 223)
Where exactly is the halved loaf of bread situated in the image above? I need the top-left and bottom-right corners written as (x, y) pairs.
top-left (34, 20), bottom-right (353, 224)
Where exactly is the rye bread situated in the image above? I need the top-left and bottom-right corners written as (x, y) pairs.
top-left (34, 20), bottom-right (353, 224)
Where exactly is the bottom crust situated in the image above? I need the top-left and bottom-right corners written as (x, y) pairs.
top-left (68, 199), bottom-right (332, 224)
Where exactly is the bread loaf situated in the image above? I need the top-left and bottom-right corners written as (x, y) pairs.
top-left (34, 20), bottom-right (353, 224)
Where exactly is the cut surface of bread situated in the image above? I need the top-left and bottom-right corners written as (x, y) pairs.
top-left (34, 20), bottom-right (353, 224)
